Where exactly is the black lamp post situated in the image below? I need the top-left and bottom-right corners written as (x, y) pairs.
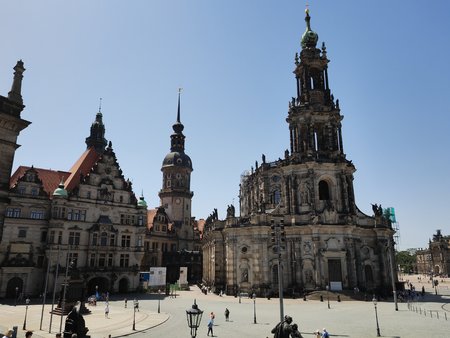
top-left (270, 219), bottom-right (286, 322)
top-left (132, 299), bottom-right (138, 330)
top-left (372, 296), bottom-right (381, 337)
top-left (23, 298), bottom-right (30, 330)
top-left (15, 287), bottom-right (19, 306)
top-left (252, 293), bottom-right (257, 324)
top-left (326, 285), bottom-right (330, 309)
top-left (186, 299), bottom-right (203, 338)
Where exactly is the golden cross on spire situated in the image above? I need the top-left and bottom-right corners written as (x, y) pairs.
top-left (305, 2), bottom-right (309, 14)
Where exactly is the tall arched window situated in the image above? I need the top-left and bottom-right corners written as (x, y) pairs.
top-left (273, 190), bottom-right (281, 205)
top-left (319, 180), bottom-right (330, 200)
top-left (100, 232), bottom-right (108, 246)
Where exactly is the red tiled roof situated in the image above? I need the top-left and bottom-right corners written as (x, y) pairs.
top-left (10, 166), bottom-right (71, 196)
top-left (65, 147), bottom-right (101, 191)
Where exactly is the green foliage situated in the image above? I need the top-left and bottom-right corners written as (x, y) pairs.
top-left (396, 250), bottom-right (416, 273)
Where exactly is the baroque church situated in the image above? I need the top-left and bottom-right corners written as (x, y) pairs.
top-left (202, 10), bottom-right (396, 296)
top-left (0, 61), bottom-right (201, 298)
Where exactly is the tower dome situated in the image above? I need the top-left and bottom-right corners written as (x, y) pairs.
top-left (301, 8), bottom-right (319, 49)
top-left (53, 180), bottom-right (68, 198)
top-left (137, 194), bottom-right (148, 208)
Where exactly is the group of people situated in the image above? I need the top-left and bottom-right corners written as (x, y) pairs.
top-left (270, 315), bottom-right (330, 338)
top-left (2, 330), bottom-right (64, 338)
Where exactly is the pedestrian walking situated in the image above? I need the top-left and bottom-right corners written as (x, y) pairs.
top-left (124, 298), bottom-right (128, 308)
top-left (2, 329), bottom-right (13, 338)
top-left (207, 318), bottom-right (214, 336)
top-left (224, 308), bottom-right (230, 321)
top-left (314, 330), bottom-right (321, 338)
top-left (321, 328), bottom-right (329, 338)
top-left (25, 332), bottom-right (33, 338)
top-left (105, 303), bottom-right (109, 318)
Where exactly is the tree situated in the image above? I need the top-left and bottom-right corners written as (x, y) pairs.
top-left (396, 250), bottom-right (416, 274)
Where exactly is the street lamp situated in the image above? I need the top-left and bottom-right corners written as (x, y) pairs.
top-left (15, 287), bottom-right (19, 306)
top-left (270, 219), bottom-right (286, 322)
top-left (132, 299), bottom-right (138, 330)
top-left (252, 293), bottom-right (257, 324)
top-left (372, 296), bottom-right (381, 337)
top-left (23, 298), bottom-right (30, 330)
top-left (326, 285), bottom-right (330, 309)
top-left (186, 299), bottom-right (203, 338)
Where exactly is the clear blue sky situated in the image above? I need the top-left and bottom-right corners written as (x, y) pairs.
top-left (2, 1), bottom-right (449, 251)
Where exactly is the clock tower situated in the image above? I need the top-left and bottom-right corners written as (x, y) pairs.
top-left (159, 91), bottom-right (194, 250)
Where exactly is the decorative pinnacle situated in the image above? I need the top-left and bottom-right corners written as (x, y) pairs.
top-left (177, 88), bottom-right (183, 123)
top-left (98, 97), bottom-right (102, 113)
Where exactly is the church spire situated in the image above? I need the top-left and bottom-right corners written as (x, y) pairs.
top-left (85, 99), bottom-right (107, 153)
top-left (8, 60), bottom-right (25, 105)
top-left (170, 89), bottom-right (185, 152)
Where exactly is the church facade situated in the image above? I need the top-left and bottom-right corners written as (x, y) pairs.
top-left (202, 10), bottom-right (397, 296)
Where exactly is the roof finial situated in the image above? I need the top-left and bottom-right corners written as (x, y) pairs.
top-left (8, 60), bottom-right (26, 105)
top-left (98, 97), bottom-right (102, 113)
top-left (177, 87), bottom-right (183, 123)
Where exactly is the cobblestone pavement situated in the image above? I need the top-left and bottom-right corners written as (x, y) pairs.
top-left (1, 275), bottom-right (449, 338)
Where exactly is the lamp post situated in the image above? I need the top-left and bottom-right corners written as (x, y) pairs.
top-left (132, 299), bottom-right (138, 330)
top-left (186, 299), bottom-right (203, 338)
top-left (372, 296), bottom-right (381, 337)
top-left (14, 286), bottom-right (19, 306)
top-left (252, 293), bottom-right (257, 324)
top-left (326, 285), bottom-right (330, 309)
top-left (270, 219), bottom-right (286, 322)
top-left (23, 298), bottom-right (30, 330)
top-left (238, 285), bottom-right (241, 304)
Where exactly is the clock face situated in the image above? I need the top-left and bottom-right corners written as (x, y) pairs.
top-left (175, 198), bottom-right (181, 204)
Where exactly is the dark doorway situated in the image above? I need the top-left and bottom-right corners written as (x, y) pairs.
top-left (328, 259), bottom-right (342, 282)
top-left (6, 277), bottom-right (23, 298)
top-left (87, 277), bottom-right (110, 296)
top-left (118, 278), bottom-right (129, 293)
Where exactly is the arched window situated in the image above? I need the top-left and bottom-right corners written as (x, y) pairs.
top-left (319, 180), bottom-right (330, 200)
top-left (100, 232), bottom-right (108, 246)
top-left (273, 189), bottom-right (281, 205)
top-left (365, 265), bottom-right (374, 283)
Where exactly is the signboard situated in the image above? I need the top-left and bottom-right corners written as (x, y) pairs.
top-left (149, 267), bottom-right (167, 287)
top-left (330, 281), bottom-right (342, 291)
top-left (178, 267), bottom-right (188, 285)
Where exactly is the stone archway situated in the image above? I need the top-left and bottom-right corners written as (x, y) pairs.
top-left (87, 277), bottom-right (110, 296)
top-left (6, 277), bottom-right (23, 298)
top-left (118, 277), bottom-right (129, 293)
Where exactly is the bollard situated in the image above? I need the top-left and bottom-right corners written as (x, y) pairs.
top-left (445, 312), bottom-right (447, 320)
top-left (430, 310), bottom-right (432, 318)
top-left (419, 307), bottom-right (421, 314)
top-left (437, 312), bottom-right (439, 319)
top-left (303, 295), bottom-right (306, 301)
top-left (320, 295), bottom-right (323, 302)
top-left (337, 295), bottom-right (341, 302)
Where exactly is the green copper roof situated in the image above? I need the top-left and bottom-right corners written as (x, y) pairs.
top-left (301, 8), bottom-right (319, 49)
top-left (53, 181), bottom-right (68, 198)
top-left (137, 195), bottom-right (147, 208)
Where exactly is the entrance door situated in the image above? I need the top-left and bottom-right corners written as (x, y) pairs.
top-left (328, 259), bottom-right (342, 282)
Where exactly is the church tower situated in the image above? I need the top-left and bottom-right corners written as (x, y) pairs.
top-left (159, 91), bottom-right (194, 250)
top-left (85, 105), bottom-right (107, 153)
top-left (0, 61), bottom-right (31, 240)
